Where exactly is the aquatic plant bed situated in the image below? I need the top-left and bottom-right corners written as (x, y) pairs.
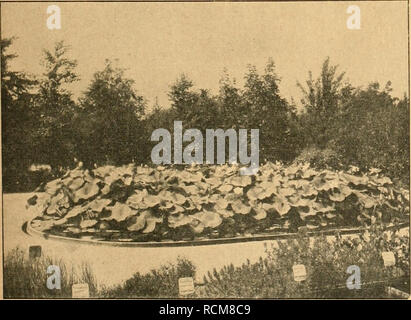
top-left (26, 162), bottom-right (409, 244)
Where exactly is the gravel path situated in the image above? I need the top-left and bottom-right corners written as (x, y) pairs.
top-left (3, 193), bottom-right (273, 288)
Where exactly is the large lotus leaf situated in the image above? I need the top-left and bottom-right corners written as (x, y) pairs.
top-left (312, 176), bottom-right (339, 191)
top-left (190, 219), bottom-right (205, 234)
top-left (247, 186), bottom-right (267, 201)
top-left (118, 165), bottom-right (135, 177)
top-left (159, 200), bottom-right (174, 211)
top-left (207, 194), bottom-right (220, 203)
top-left (177, 171), bottom-right (203, 183)
top-left (73, 180), bottom-right (100, 203)
top-left (183, 199), bottom-right (198, 211)
top-left (277, 187), bottom-right (295, 197)
top-left (104, 173), bottom-right (122, 186)
top-left (205, 177), bottom-right (222, 189)
top-left (46, 192), bottom-right (65, 215)
top-left (284, 165), bottom-right (299, 176)
top-left (80, 219), bottom-right (98, 229)
top-left (260, 179), bottom-right (281, 192)
top-left (192, 211), bottom-right (222, 228)
top-left (134, 174), bottom-right (157, 184)
top-left (143, 215), bottom-right (163, 233)
top-left (231, 200), bottom-right (251, 215)
top-left (354, 192), bottom-right (377, 209)
top-left (215, 198), bottom-right (229, 210)
top-left (261, 202), bottom-right (276, 213)
top-left (67, 177), bottom-right (85, 191)
top-left (286, 179), bottom-right (309, 190)
top-left (401, 189), bottom-right (409, 201)
top-left (65, 204), bottom-right (88, 219)
top-left (224, 193), bottom-right (242, 204)
top-left (341, 173), bottom-right (369, 186)
top-left (158, 189), bottom-right (172, 201)
top-left (190, 195), bottom-right (209, 206)
top-left (214, 164), bottom-right (235, 177)
top-left (288, 195), bottom-right (313, 207)
top-left (123, 176), bottom-right (133, 186)
top-left (68, 169), bottom-right (84, 179)
top-left (127, 190), bottom-right (148, 209)
top-left (233, 187), bottom-right (243, 195)
top-left (218, 184), bottom-right (233, 193)
top-left (143, 194), bottom-right (161, 208)
top-left (168, 192), bottom-right (186, 206)
top-left (88, 199), bottom-right (112, 212)
top-left (320, 169), bottom-right (339, 179)
top-left (127, 211), bottom-right (149, 231)
top-left (181, 184), bottom-right (200, 195)
top-left (136, 166), bottom-right (154, 175)
top-left (168, 213), bottom-right (193, 228)
top-left (105, 202), bottom-right (137, 222)
top-left (371, 176), bottom-right (392, 186)
top-left (301, 184), bottom-right (318, 197)
top-left (219, 209), bottom-right (234, 218)
top-left (195, 181), bottom-right (209, 192)
top-left (170, 205), bottom-right (185, 214)
top-left (377, 186), bottom-right (389, 194)
top-left (298, 207), bottom-right (317, 220)
top-left (31, 219), bottom-right (56, 231)
top-left (301, 168), bottom-right (318, 179)
top-left (83, 171), bottom-right (96, 183)
top-left (93, 165), bottom-right (115, 178)
top-left (272, 197), bottom-right (291, 216)
top-left (45, 179), bottom-right (63, 195)
top-left (253, 206), bottom-right (267, 220)
top-left (329, 185), bottom-right (352, 202)
top-left (228, 175), bottom-right (252, 187)
top-left (101, 185), bottom-right (111, 195)
top-left (312, 202), bottom-right (335, 213)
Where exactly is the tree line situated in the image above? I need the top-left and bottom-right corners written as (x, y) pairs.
top-left (1, 39), bottom-right (409, 192)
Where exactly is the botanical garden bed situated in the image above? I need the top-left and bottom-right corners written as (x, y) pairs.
top-left (26, 162), bottom-right (409, 244)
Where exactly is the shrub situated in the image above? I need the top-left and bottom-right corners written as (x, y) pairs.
top-left (100, 257), bottom-right (196, 298)
top-left (202, 225), bottom-right (409, 298)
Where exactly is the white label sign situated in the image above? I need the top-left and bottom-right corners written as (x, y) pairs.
top-left (381, 251), bottom-right (396, 267)
top-left (178, 277), bottom-right (195, 296)
top-left (72, 283), bottom-right (90, 298)
top-left (292, 264), bottom-right (307, 282)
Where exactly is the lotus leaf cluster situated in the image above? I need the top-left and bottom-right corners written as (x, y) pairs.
top-left (27, 162), bottom-right (409, 242)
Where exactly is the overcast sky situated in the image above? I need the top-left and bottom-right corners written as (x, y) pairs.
top-left (2, 1), bottom-right (408, 110)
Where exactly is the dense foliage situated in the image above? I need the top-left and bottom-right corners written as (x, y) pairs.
top-left (2, 39), bottom-right (409, 192)
top-left (27, 162), bottom-right (409, 242)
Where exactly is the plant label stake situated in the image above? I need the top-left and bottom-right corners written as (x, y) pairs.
top-left (381, 251), bottom-right (395, 267)
top-left (178, 277), bottom-right (195, 296)
top-left (72, 283), bottom-right (90, 298)
top-left (292, 264), bottom-right (307, 282)
top-left (29, 245), bottom-right (42, 260)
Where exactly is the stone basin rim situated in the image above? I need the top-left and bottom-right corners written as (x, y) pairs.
top-left (25, 218), bottom-right (409, 248)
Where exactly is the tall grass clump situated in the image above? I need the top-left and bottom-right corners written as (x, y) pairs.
top-left (4, 247), bottom-right (97, 298)
top-left (100, 257), bottom-right (196, 298)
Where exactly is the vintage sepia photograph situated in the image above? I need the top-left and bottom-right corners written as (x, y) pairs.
top-left (0, 1), bottom-right (410, 300)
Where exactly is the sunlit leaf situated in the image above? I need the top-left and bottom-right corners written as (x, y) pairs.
top-left (104, 202), bottom-right (137, 222)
